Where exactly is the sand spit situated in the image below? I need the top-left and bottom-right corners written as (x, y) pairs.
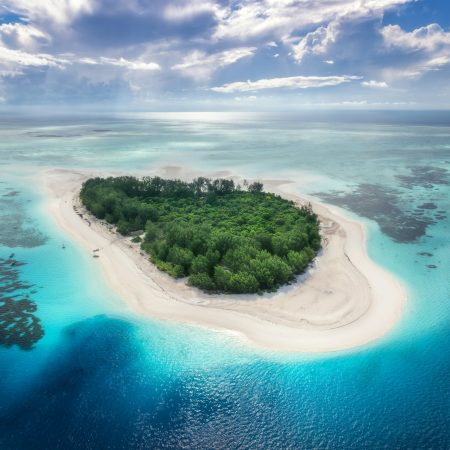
top-left (42, 168), bottom-right (406, 353)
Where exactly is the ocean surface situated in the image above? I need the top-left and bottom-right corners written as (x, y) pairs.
top-left (0, 111), bottom-right (449, 449)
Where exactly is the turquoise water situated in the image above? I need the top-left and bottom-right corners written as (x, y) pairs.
top-left (0, 111), bottom-right (449, 448)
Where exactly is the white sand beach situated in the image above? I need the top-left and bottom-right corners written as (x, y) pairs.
top-left (42, 168), bottom-right (407, 353)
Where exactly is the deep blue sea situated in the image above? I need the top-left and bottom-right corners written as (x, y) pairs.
top-left (0, 111), bottom-right (449, 449)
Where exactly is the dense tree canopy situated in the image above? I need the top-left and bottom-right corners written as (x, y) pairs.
top-left (80, 176), bottom-right (321, 294)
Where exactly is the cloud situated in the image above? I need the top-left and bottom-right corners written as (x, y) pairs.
top-left (425, 55), bottom-right (450, 68)
top-left (211, 75), bottom-right (362, 93)
top-left (234, 95), bottom-right (258, 102)
top-left (214, 0), bottom-right (413, 41)
top-left (0, 46), bottom-right (159, 78)
top-left (381, 23), bottom-right (450, 52)
top-left (303, 100), bottom-right (416, 107)
top-left (0, 45), bottom-right (69, 74)
top-left (172, 47), bottom-right (256, 80)
top-left (3, 0), bottom-right (93, 26)
top-left (380, 23), bottom-right (450, 78)
top-left (291, 23), bottom-right (338, 63)
top-left (79, 56), bottom-right (161, 71)
top-left (0, 0), bottom-right (447, 107)
top-left (362, 80), bottom-right (388, 88)
top-left (163, 1), bottom-right (221, 22)
top-left (381, 67), bottom-right (421, 80)
top-left (0, 22), bottom-right (50, 50)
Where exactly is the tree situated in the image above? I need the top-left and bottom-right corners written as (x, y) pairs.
top-left (116, 219), bottom-right (133, 235)
top-left (287, 250), bottom-right (310, 273)
top-left (209, 231), bottom-right (238, 256)
top-left (229, 272), bottom-right (259, 293)
top-left (248, 181), bottom-right (263, 193)
top-left (222, 246), bottom-right (256, 272)
top-left (145, 221), bottom-right (159, 242)
top-left (188, 272), bottom-right (216, 291)
top-left (167, 246), bottom-right (194, 273)
top-left (191, 255), bottom-right (210, 274)
top-left (249, 257), bottom-right (275, 289)
top-left (214, 266), bottom-right (232, 291)
top-left (272, 233), bottom-right (290, 257)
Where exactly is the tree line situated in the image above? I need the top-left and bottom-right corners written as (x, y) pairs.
top-left (80, 176), bottom-right (321, 294)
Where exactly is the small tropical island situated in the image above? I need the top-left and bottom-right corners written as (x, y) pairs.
top-left (42, 168), bottom-right (406, 352)
top-left (80, 176), bottom-right (321, 294)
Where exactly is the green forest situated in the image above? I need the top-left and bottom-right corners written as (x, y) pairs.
top-left (80, 176), bottom-right (321, 294)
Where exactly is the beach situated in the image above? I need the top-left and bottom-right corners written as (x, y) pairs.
top-left (42, 168), bottom-right (407, 353)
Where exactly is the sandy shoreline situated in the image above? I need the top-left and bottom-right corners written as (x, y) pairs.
top-left (42, 168), bottom-right (406, 353)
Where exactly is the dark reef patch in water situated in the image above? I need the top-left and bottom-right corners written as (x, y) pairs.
top-left (314, 184), bottom-right (435, 242)
top-left (417, 202), bottom-right (437, 210)
top-left (0, 186), bottom-right (47, 248)
top-left (27, 132), bottom-right (82, 138)
top-left (0, 257), bottom-right (44, 350)
top-left (2, 190), bottom-right (19, 197)
top-left (396, 166), bottom-right (450, 189)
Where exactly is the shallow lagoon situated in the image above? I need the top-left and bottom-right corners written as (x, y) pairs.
top-left (1, 111), bottom-right (449, 449)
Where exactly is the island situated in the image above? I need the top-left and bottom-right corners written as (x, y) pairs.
top-left (43, 168), bottom-right (406, 353)
top-left (79, 176), bottom-right (321, 294)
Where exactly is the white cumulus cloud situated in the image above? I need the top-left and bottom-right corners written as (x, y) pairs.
top-left (380, 23), bottom-right (450, 79)
top-left (381, 23), bottom-right (450, 52)
top-left (80, 56), bottom-right (161, 71)
top-left (163, 1), bottom-right (221, 22)
top-left (211, 75), bottom-right (362, 93)
top-left (0, 45), bottom-right (69, 75)
top-left (362, 80), bottom-right (388, 88)
top-left (3, 0), bottom-right (94, 26)
top-left (425, 55), bottom-right (450, 68)
top-left (214, 0), bottom-right (413, 41)
top-left (172, 47), bottom-right (256, 80)
top-left (292, 23), bottom-right (338, 63)
top-left (0, 22), bottom-right (50, 51)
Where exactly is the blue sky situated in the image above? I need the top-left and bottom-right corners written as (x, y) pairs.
top-left (0, 0), bottom-right (449, 110)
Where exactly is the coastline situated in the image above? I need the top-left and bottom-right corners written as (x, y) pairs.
top-left (42, 168), bottom-right (407, 353)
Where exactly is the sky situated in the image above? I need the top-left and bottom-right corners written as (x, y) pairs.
top-left (0, 0), bottom-right (449, 110)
